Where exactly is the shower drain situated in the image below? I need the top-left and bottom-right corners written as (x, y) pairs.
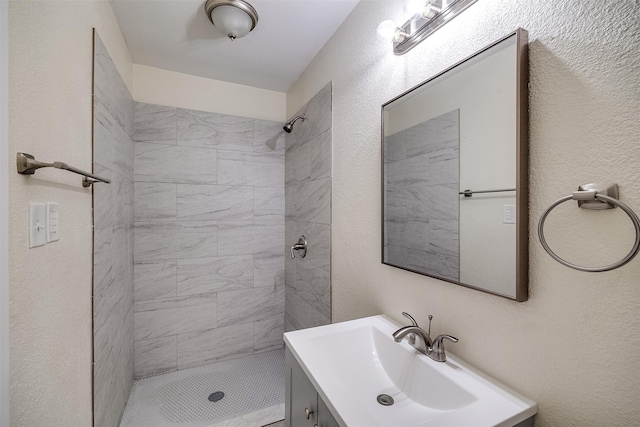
top-left (208, 391), bottom-right (225, 402)
top-left (376, 394), bottom-right (394, 406)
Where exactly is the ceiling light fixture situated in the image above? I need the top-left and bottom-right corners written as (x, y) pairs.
top-left (379, 0), bottom-right (477, 55)
top-left (204, 0), bottom-right (259, 41)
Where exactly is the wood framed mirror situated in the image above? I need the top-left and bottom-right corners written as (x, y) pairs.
top-left (381, 29), bottom-right (529, 301)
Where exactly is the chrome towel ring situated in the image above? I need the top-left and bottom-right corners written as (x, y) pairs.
top-left (538, 183), bottom-right (640, 272)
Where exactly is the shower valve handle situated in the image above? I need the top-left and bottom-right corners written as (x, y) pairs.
top-left (305, 407), bottom-right (314, 419)
top-left (290, 235), bottom-right (308, 259)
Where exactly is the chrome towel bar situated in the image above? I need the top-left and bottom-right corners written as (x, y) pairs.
top-left (538, 183), bottom-right (640, 272)
top-left (16, 152), bottom-right (110, 187)
top-left (459, 188), bottom-right (516, 197)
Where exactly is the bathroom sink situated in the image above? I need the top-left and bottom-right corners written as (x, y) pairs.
top-left (284, 315), bottom-right (536, 426)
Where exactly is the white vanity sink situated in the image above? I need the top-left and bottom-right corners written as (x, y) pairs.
top-left (284, 315), bottom-right (537, 427)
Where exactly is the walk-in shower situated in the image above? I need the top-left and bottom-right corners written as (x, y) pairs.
top-left (283, 114), bottom-right (305, 133)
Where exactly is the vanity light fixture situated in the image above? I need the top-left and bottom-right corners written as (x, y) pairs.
top-left (379, 0), bottom-right (478, 54)
top-left (204, 0), bottom-right (259, 41)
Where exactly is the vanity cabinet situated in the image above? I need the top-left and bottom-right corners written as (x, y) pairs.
top-left (286, 347), bottom-right (340, 427)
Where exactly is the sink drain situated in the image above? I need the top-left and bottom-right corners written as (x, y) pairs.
top-left (208, 391), bottom-right (225, 402)
top-left (376, 394), bottom-right (394, 406)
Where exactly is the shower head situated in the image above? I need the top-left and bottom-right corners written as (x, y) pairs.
top-left (283, 114), bottom-right (305, 133)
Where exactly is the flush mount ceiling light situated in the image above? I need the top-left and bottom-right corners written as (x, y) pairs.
top-left (204, 0), bottom-right (259, 41)
top-left (378, 0), bottom-right (478, 55)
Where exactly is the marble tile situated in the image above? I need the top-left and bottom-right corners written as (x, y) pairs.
top-left (291, 177), bottom-right (331, 224)
top-left (427, 146), bottom-right (459, 186)
top-left (298, 221), bottom-right (330, 271)
top-left (177, 108), bottom-right (253, 151)
top-left (112, 223), bottom-right (129, 284)
top-left (113, 121), bottom-right (134, 179)
top-left (403, 219), bottom-right (430, 252)
top-left (407, 249), bottom-right (459, 282)
top-left (284, 291), bottom-right (329, 331)
top-left (94, 226), bottom-right (113, 297)
top-left (385, 218), bottom-right (408, 251)
top-left (134, 142), bottom-right (217, 184)
top-left (254, 119), bottom-right (285, 155)
top-left (113, 174), bottom-right (133, 226)
top-left (134, 102), bottom-right (176, 144)
top-left (254, 317), bottom-right (284, 352)
top-left (177, 184), bottom-right (253, 221)
top-left (177, 255), bottom-right (253, 295)
top-left (120, 306), bottom-right (135, 401)
top-left (93, 165), bottom-right (114, 229)
top-left (134, 336), bottom-right (177, 379)
top-left (288, 82), bottom-right (331, 144)
top-left (284, 220), bottom-right (300, 291)
top-left (134, 182), bottom-right (176, 222)
top-left (134, 260), bottom-right (176, 302)
top-left (94, 330), bottom-right (122, 427)
top-left (93, 97), bottom-right (114, 171)
top-left (285, 140), bottom-right (309, 186)
top-left (218, 151), bottom-right (284, 188)
top-left (133, 294), bottom-right (217, 341)
top-left (284, 185), bottom-right (297, 220)
top-left (217, 285), bottom-right (284, 327)
top-left (122, 87), bottom-right (135, 138)
top-left (385, 244), bottom-right (408, 267)
top-left (293, 260), bottom-right (330, 319)
top-left (134, 221), bottom-right (218, 261)
top-left (254, 186), bottom-right (284, 220)
top-left (134, 222), bottom-right (175, 262)
top-left (385, 152), bottom-right (430, 189)
top-left (254, 251), bottom-right (284, 288)
top-left (93, 31), bottom-right (134, 427)
top-left (217, 221), bottom-right (284, 256)
top-left (110, 70), bottom-right (131, 140)
top-left (405, 109), bottom-right (459, 157)
top-left (177, 323), bottom-right (254, 369)
top-left (309, 130), bottom-right (331, 180)
top-left (94, 277), bottom-right (124, 361)
top-left (93, 34), bottom-right (116, 124)
top-left (404, 184), bottom-right (459, 221)
top-left (429, 219), bottom-right (459, 257)
top-left (174, 221), bottom-right (218, 259)
top-left (284, 316), bottom-right (296, 333)
top-left (383, 131), bottom-right (406, 163)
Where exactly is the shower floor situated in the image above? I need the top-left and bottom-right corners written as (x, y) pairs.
top-left (119, 348), bottom-right (285, 427)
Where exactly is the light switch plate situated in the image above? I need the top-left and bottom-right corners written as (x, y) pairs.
top-left (29, 203), bottom-right (47, 248)
top-left (46, 202), bottom-right (59, 242)
top-left (503, 205), bottom-right (516, 224)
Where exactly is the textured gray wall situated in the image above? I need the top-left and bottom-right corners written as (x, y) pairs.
top-left (132, 102), bottom-right (285, 378)
top-left (92, 31), bottom-right (135, 427)
top-left (284, 83), bottom-right (332, 331)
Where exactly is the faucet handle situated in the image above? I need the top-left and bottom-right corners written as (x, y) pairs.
top-left (401, 312), bottom-right (418, 326)
top-left (401, 312), bottom-right (418, 346)
top-left (432, 334), bottom-right (458, 353)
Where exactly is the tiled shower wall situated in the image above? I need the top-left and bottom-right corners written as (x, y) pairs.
top-left (284, 82), bottom-right (332, 331)
top-left (132, 102), bottom-right (285, 379)
top-left (92, 32), bottom-right (135, 427)
top-left (383, 109), bottom-right (460, 281)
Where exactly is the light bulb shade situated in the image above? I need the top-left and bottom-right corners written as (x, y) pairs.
top-left (377, 20), bottom-right (399, 41)
top-left (205, 0), bottom-right (258, 40)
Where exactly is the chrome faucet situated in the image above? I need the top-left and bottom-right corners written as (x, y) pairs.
top-left (392, 313), bottom-right (458, 362)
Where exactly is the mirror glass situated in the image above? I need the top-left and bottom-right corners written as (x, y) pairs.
top-left (382, 29), bottom-right (529, 301)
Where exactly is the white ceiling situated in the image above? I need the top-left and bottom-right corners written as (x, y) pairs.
top-left (111, 0), bottom-right (360, 92)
